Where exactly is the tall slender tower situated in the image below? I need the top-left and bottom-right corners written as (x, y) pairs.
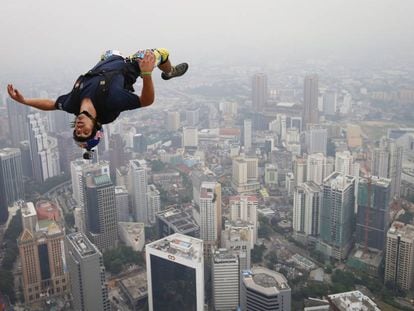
top-left (7, 97), bottom-right (28, 146)
top-left (0, 148), bottom-right (24, 223)
top-left (128, 159), bottom-right (148, 224)
top-left (293, 181), bottom-right (322, 237)
top-left (303, 74), bottom-right (319, 127)
top-left (84, 174), bottom-right (118, 252)
top-left (65, 232), bottom-right (110, 311)
top-left (229, 195), bottom-right (258, 244)
top-left (320, 172), bottom-right (355, 260)
top-left (252, 73), bottom-right (268, 111)
top-left (199, 181), bottom-right (222, 257)
top-left (243, 119), bottom-right (252, 152)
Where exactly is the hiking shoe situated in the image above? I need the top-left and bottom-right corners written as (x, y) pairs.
top-left (161, 63), bottom-right (189, 80)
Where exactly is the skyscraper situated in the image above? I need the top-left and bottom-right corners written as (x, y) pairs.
top-left (229, 195), bottom-right (258, 244)
top-left (147, 184), bottom-right (161, 225)
top-left (231, 156), bottom-right (260, 193)
top-left (186, 108), bottom-right (200, 126)
top-left (0, 148), bottom-right (24, 223)
top-left (128, 159), bottom-right (148, 224)
top-left (18, 202), bottom-right (68, 304)
top-left (306, 153), bottom-right (326, 185)
top-left (7, 97), bottom-right (28, 146)
top-left (293, 181), bottom-right (322, 237)
top-left (199, 181), bottom-right (222, 256)
top-left (183, 127), bottom-right (199, 148)
top-left (241, 267), bottom-right (291, 311)
top-left (306, 125), bottom-right (327, 155)
top-left (242, 119), bottom-right (252, 152)
top-left (322, 91), bottom-right (337, 116)
top-left (385, 221), bottom-right (414, 291)
top-left (84, 174), bottom-right (118, 251)
top-left (335, 151), bottom-right (355, 176)
top-left (115, 186), bottom-right (129, 222)
top-left (65, 232), bottom-right (110, 311)
top-left (371, 138), bottom-right (403, 198)
top-left (303, 74), bottom-right (319, 127)
top-left (146, 233), bottom-right (204, 311)
top-left (252, 73), bottom-right (268, 111)
top-left (320, 172), bottom-right (355, 260)
top-left (212, 249), bottom-right (239, 311)
top-left (166, 111), bottom-right (180, 131)
top-left (27, 113), bottom-right (60, 182)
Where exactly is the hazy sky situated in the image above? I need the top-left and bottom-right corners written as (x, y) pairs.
top-left (1, 0), bottom-right (414, 74)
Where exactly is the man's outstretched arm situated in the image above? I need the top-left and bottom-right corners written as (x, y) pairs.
top-left (7, 84), bottom-right (56, 111)
top-left (137, 51), bottom-right (155, 107)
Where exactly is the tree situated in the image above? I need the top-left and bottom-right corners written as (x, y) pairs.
top-left (151, 160), bottom-right (165, 172)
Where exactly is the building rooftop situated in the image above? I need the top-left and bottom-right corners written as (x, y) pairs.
top-left (147, 233), bottom-right (203, 263)
top-left (115, 186), bottom-right (128, 195)
top-left (328, 290), bottom-right (380, 311)
top-left (0, 147), bottom-right (20, 157)
top-left (67, 232), bottom-right (98, 257)
top-left (213, 248), bottom-right (238, 264)
top-left (388, 221), bottom-right (414, 241)
top-left (21, 202), bottom-right (36, 218)
top-left (156, 206), bottom-right (199, 234)
top-left (302, 181), bottom-right (322, 193)
top-left (119, 222), bottom-right (145, 235)
top-left (119, 272), bottom-right (147, 301)
top-left (242, 267), bottom-right (290, 296)
top-left (359, 176), bottom-right (391, 188)
top-left (324, 172), bottom-right (355, 189)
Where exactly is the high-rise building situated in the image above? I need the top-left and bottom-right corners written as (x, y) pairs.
top-left (199, 181), bottom-right (222, 255)
top-left (221, 220), bottom-right (254, 271)
top-left (27, 113), bottom-right (60, 182)
top-left (293, 181), bottom-right (322, 237)
top-left (18, 202), bottom-right (68, 304)
top-left (306, 125), bottom-right (327, 155)
top-left (243, 119), bottom-right (252, 152)
top-left (303, 74), bottom-right (319, 127)
top-left (186, 108), bottom-right (200, 126)
top-left (191, 169), bottom-right (216, 206)
top-left (356, 176), bottom-right (391, 251)
top-left (264, 163), bottom-right (278, 187)
top-left (133, 133), bottom-right (147, 153)
top-left (322, 91), bottom-right (337, 116)
top-left (290, 116), bottom-right (302, 132)
top-left (371, 138), bottom-right (403, 198)
top-left (84, 174), bottom-right (118, 251)
top-left (7, 97), bottom-right (28, 146)
top-left (212, 249), bottom-right (239, 311)
top-left (307, 153), bottom-right (326, 185)
top-left (128, 159), bottom-right (148, 224)
top-left (0, 148), bottom-right (24, 223)
top-left (146, 233), bottom-right (204, 311)
top-left (293, 156), bottom-right (307, 186)
top-left (385, 221), bottom-right (414, 291)
top-left (241, 267), bottom-right (291, 311)
top-left (65, 232), bottom-right (110, 311)
top-left (229, 195), bottom-right (258, 244)
top-left (320, 172), bottom-right (355, 260)
top-left (166, 111), bottom-right (180, 131)
top-left (231, 156), bottom-right (260, 193)
top-left (335, 151), bottom-right (355, 176)
top-left (252, 73), bottom-right (268, 111)
top-left (147, 184), bottom-right (160, 225)
top-left (19, 140), bottom-right (33, 178)
top-left (183, 127), bottom-right (199, 148)
top-left (55, 132), bottom-right (78, 176)
top-left (115, 186), bottom-right (129, 222)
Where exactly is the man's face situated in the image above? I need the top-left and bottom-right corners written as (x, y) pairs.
top-left (74, 114), bottom-right (94, 138)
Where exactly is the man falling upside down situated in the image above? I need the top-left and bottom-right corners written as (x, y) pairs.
top-left (7, 48), bottom-right (188, 158)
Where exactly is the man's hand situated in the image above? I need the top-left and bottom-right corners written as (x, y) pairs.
top-left (7, 84), bottom-right (26, 104)
top-left (137, 50), bottom-right (156, 74)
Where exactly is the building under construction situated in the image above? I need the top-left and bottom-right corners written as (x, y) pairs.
top-left (356, 176), bottom-right (391, 252)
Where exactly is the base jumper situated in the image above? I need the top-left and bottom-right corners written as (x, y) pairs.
top-left (7, 49), bottom-right (188, 159)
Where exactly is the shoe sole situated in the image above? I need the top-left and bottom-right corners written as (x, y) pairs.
top-left (161, 63), bottom-right (189, 80)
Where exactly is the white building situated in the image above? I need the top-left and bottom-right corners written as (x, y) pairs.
top-left (293, 181), bottom-right (322, 236)
top-left (241, 267), bottom-right (291, 311)
top-left (166, 111), bottom-right (180, 132)
top-left (229, 195), bottom-right (258, 244)
top-left (212, 249), bottom-right (239, 311)
top-left (243, 119), bottom-right (252, 151)
top-left (146, 233), bottom-right (204, 311)
top-left (307, 153), bottom-right (326, 185)
top-left (115, 186), bottom-right (129, 222)
top-left (146, 184), bottom-right (160, 225)
top-left (306, 125), bottom-right (327, 155)
top-left (183, 127), bottom-right (199, 148)
top-left (128, 159), bottom-right (148, 224)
